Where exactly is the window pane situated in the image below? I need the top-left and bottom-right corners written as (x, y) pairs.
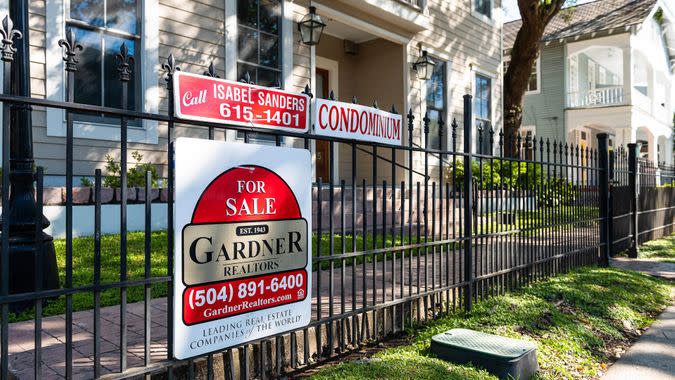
top-left (72, 27), bottom-right (102, 106)
top-left (104, 35), bottom-right (138, 110)
top-left (238, 26), bottom-right (259, 64)
top-left (528, 73), bottom-right (537, 91)
top-left (70, 0), bottom-right (104, 27)
top-left (257, 68), bottom-right (279, 87)
top-left (259, 0), bottom-right (281, 34)
top-left (426, 62), bottom-right (445, 110)
top-left (475, 75), bottom-right (491, 120)
top-left (259, 33), bottom-right (279, 68)
top-left (107, 0), bottom-right (138, 34)
top-left (475, 0), bottom-right (491, 17)
top-left (238, 0), bottom-right (258, 28)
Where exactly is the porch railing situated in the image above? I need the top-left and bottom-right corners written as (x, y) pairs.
top-left (568, 86), bottom-right (624, 108)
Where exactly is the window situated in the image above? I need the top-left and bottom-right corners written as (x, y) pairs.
top-left (504, 56), bottom-right (539, 93)
top-left (520, 126), bottom-right (536, 160)
top-left (426, 60), bottom-right (446, 150)
top-left (46, 0), bottom-right (159, 142)
top-left (237, 0), bottom-right (282, 87)
top-left (475, 74), bottom-right (492, 154)
top-left (67, 0), bottom-right (141, 123)
top-left (474, 0), bottom-right (491, 19)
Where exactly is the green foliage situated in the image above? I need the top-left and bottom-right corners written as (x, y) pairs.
top-left (311, 266), bottom-right (673, 380)
top-left (446, 160), bottom-right (576, 206)
top-left (103, 151), bottom-right (159, 188)
top-left (80, 177), bottom-right (93, 187)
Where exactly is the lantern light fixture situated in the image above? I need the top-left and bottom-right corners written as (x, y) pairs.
top-left (413, 50), bottom-right (435, 81)
top-left (298, 6), bottom-right (326, 46)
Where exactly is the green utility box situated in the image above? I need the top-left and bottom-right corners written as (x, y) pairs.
top-left (430, 329), bottom-right (538, 379)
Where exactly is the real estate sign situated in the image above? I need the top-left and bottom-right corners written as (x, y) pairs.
top-left (313, 98), bottom-right (403, 145)
top-left (173, 71), bottom-right (310, 133)
top-left (174, 138), bottom-right (312, 359)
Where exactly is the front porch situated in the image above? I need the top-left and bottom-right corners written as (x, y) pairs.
top-left (566, 106), bottom-right (674, 165)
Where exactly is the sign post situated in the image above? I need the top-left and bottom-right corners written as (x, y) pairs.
top-left (173, 138), bottom-right (312, 359)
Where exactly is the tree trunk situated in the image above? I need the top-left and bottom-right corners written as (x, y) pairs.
top-left (503, 0), bottom-right (567, 157)
top-left (504, 22), bottom-right (542, 157)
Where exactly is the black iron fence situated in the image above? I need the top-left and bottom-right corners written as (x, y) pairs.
top-left (610, 147), bottom-right (675, 256)
top-left (0, 16), bottom-right (669, 380)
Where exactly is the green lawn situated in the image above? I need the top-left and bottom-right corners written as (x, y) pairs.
top-left (637, 233), bottom-right (675, 263)
top-left (9, 231), bottom-right (420, 321)
top-left (310, 266), bottom-right (674, 380)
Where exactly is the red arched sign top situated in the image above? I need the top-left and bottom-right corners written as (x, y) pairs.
top-left (191, 165), bottom-right (301, 224)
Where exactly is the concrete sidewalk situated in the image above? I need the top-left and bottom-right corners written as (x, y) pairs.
top-left (604, 258), bottom-right (675, 380)
top-left (602, 304), bottom-right (675, 380)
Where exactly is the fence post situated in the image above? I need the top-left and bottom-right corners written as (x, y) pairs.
top-left (462, 94), bottom-right (473, 311)
top-left (627, 143), bottom-right (639, 258)
top-left (597, 133), bottom-right (610, 267)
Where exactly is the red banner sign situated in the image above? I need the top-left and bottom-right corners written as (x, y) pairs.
top-left (182, 269), bottom-right (307, 325)
top-left (173, 72), bottom-right (310, 132)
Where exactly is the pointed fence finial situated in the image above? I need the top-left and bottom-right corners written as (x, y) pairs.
top-left (116, 42), bottom-right (134, 82)
top-left (303, 84), bottom-right (313, 98)
top-left (204, 61), bottom-right (220, 78)
top-left (0, 15), bottom-right (22, 62)
top-left (162, 54), bottom-right (181, 86)
top-left (438, 113), bottom-right (445, 137)
top-left (329, 90), bottom-right (335, 100)
top-left (241, 71), bottom-right (252, 84)
top-left (58, 28), bottom-right (82, 72)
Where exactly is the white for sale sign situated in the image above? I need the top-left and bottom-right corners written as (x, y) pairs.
top-left (314, 98), bottom-right (403, 145)
top-left (173, 138), bottom-right (312, 359)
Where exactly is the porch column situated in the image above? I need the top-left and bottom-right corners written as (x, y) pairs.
top-left (662, 136), bottom-right (674, 165)
top-left (647, 133), bottom-right (658, 163)
top-left (622, 46), bottom-right (632, 105)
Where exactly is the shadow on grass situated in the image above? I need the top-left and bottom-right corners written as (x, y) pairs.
top-left (310, 267), bottom-right (673, 380)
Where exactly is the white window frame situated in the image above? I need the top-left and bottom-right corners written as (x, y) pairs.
top-left (520, 125), bottom-right (536, 138)
top-left (472, 68), bottom-right (496, 154)
top-left (471, 0), bottom-right (494, 24)
top-left (527, 55), bottom-right (541, 94)
top-left (45, 0), bottom-right (160, 144)
top-left (419, 47), bottom-right (451, 157)
top-left (224, 0), bottom-right (293, 145)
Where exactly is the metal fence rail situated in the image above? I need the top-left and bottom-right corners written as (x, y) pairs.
top-left (610, 147), bottom-right (675, 257)
top-left (0, 15), bottom-right (669, 380)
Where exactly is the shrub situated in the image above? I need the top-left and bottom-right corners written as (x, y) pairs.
top-left (103, 151), bottom-right (159, 188)
top-left (80, 177), bottom-right (93, 187)
top-left (445, 159), bottom-right (576, 206)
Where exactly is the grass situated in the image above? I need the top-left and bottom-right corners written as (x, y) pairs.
top-left (310, 266), bottom-right (674, 380)
top-left (636, 233), bottom-right (675, 263)
top-left (9, 231), bottom-right (420, 321)
top-left (488, 206), bottom-right (599, 237)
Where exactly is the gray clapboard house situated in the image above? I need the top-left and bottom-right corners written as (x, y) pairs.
top-left (15, 0), bottom-right (504, 186)
top-left (504, 0), bottom-right (674, 165)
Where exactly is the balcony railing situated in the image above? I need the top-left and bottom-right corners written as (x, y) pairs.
top-left (632, 89), bottom-right (652, 114)
top-left (568, 86), bottom-right (624, 108)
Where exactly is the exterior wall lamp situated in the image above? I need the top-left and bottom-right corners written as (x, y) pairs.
top-left (298, 6), bottom-right (326, 46)
top-left (413, 50), bottom-right (435, 81)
